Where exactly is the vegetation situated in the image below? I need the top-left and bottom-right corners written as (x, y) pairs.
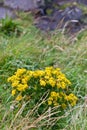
top-left (0, 17), bottom-right (22, 36)
top-left (0, 12), bottom-right (87, 130)
top-left (7, 66), bottom-right (78, 109)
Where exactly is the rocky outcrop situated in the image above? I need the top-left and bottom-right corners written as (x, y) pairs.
top-left (0, 0), bottom-right (87, 34)
top-left (34, 6), bottom-right (83, 34)
top-left (34, 0), bottom-right (87, 34)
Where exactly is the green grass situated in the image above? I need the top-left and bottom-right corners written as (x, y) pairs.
top-left (0, 12), bottom-right (87, 129)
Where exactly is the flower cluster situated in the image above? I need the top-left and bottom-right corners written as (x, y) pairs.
top-left (48, 91), bottom-right (78, 108)
top-left (7, 67), bottom-right (78, 108)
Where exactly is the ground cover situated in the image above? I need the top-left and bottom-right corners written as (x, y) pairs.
top-left (0, 12), bottom-right (87, 130)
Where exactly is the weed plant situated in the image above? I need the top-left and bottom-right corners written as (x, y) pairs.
top-left (0, 17), bottom-right (22, 37)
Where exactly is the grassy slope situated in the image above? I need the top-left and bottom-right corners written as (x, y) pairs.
top-left (0, 12), bottom-right (87, 129)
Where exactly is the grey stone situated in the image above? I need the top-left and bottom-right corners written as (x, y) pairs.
top-left (77, 0), bottom-right (87, 5)
top-left (0, 6), bottom-right (16, 19)
top-left (34, 6), bottom-right (83, 34)
top-left (62, 6), bottom-right (83, 20)
top-left (53, 0), bottom-right (76, 6)
top-left (4, 0), bottom-right (45, 11)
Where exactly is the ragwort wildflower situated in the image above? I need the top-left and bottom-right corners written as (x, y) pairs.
top-left (7, 67), bottom-right (78, 108)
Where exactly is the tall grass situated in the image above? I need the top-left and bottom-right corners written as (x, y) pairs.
top-left (0, 12), bottom-right (87, 129)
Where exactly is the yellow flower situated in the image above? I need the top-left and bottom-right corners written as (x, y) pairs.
top-left (15, 68), bottom-right (26, 76)
top-left (33, 72), bottom-right (39, 78)
top-left (17, 84), bottom-right (28, 91)
top-left (44, 75), bottom-right (49, 79)
top-left (7, 77), bottom-right (12, 82)
top-left (7, 75), bottom-right (19, 82)
top-left (57, 82), bottom-right (61, 89)
top-left (48, 97), bottom-right (53, 101)
top-left (48, 77), bottom-right (56, 87)
top-left (64, 95), bottom-right (69, 101)
top-left (45, 67), bottom-right (52, 76)
top-left (26, 71), bottom-right (33, 77)
top-left (12, 89), bottom-right (16, 96)
top-left (71, 101), bottom-right (76, 106)
top-left (51, 91), bottom-right (57, 97)
top-left (68, 94), bottom-right (78, 101)
top-left (61, 82), bottom-right (66, 89)
top-left (36, 70), bottom-right (45, 77)
top-left (50, 91), bottom-right (59, 101)
top-left (45, 66), bottom-right (53, 71)
top-left (7, 66), bottom-right (78, 108)
top-left (22, 78), bottom-right (27, 84)
top-left (12, 81), bottom-right (19, 87)
top-left (40, 79), bottom-right (46, 86)
top-left (64, 93), bottom-right (78, 106)
top-left (16, 95), bottom-right (22, 101)
top-left (52, 70), bottom-right (58, 75)
top-left (48, 100), bottom-right (52, 105)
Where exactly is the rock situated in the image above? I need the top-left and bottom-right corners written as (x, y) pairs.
top-left (53, 0), bottom-right (76, 6)
top-left (34, 16), bottom-right (52, 31)
top-left (4, 0), bottom-right (45, 11)
top-left (63, 20), bottom-right (83, 35)
top-left (77, 0), bottom-right (87, 5)
top-left (2, 0), bottom-right (87, 34)
top-left (61, 6), bottom-right (83, 21)
top-left (0, 0), bottom-right (4, 4)
top-left (0, 6), bottom-right (16, 19)
top-left (51, 0), bottom-right (87, 6)
top-left (34, 6), bottom-right (83, 34)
